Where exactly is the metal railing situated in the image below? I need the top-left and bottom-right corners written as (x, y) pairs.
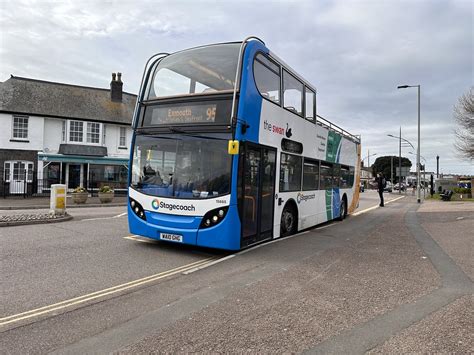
top-left (1, 169), bottom-right (128, 198)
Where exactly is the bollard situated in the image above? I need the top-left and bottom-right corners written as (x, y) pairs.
top-left (50, 184), bottom-right (66, 215)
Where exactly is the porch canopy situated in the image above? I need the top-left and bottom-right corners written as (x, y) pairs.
top-left (38, 153), bottom-right (129, 166)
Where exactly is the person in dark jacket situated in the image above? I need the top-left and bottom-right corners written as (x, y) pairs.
top-left (376, 173), bottom-right (385, 207)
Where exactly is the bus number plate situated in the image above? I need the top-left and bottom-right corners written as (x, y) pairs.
top-left (160, 233), bottom-right (183, 243)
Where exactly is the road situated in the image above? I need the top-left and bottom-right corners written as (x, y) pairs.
top-left (1, 191), bottom-right (471, 353)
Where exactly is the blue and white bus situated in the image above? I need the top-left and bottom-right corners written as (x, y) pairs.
top-left (128, 37), bottom-right (361, 250)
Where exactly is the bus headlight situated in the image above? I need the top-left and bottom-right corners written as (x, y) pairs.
top-left (200, 206), bottom-right (229, 229)
top-left (130, 198), bottom-right (146, 221)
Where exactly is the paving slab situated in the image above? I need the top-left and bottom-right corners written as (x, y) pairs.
top-left (418, 200), bottom-right (474, 281)
top-left (369, 294), bottom-right (474, 354)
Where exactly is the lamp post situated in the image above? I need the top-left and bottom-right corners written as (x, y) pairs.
top-left (409, 152), bottom-right (427, 198)
top-left (388, 129), bottom-right (414, 194)
top-left (398, 84), bottom-right (421, 203)
top-left (362, 152), bottom-right (377, 167)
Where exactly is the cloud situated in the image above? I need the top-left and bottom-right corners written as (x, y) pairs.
top-left (0, 0), bottom-right (472, 174)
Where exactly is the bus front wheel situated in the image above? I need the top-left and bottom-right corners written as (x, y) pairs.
top-left (281, 204), bottom-right (297, 237)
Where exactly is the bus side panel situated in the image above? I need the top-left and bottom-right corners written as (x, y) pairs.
top-left (196, 204), bottom-right (241, 250)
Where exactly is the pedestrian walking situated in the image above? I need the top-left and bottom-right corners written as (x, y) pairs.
top-left (376, 173), bottom-right (386, 207)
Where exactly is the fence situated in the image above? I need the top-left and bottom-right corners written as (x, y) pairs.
top-left (1, 169), bottom-right (128, 198)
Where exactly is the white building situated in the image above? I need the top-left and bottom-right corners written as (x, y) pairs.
top-left (0, 74), bottom-right (136, 195)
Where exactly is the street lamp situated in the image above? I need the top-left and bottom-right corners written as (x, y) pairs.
top-left (362, 152), bottom-right (377, 166)
top-left (398, 84), bottom-right (421, 203)
top-left (409, 152), bottom-right (427, 198)
top-left (387, 128), bottom-right (415, 194)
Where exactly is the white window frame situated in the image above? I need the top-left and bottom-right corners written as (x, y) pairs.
top-left (12, 115), bottom-right (29, 140)
top-left (67, 120), bottom-right (102, 145)
top-left (69, 120), bottom-right (84, 143)
top-left (4, 160), bottom-right (34, 182)
top-left (86, 122), bottom-right (101, 144)
top-left (119, 126), bottom-right (127, 148)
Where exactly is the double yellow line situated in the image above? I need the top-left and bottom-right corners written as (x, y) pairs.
top-left (0, 257), bottom-right (216, 328)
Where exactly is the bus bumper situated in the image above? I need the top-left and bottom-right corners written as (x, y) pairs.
top-left (127, 204), bottom-right (241, 251)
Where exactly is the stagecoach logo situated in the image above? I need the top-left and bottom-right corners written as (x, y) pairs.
top-left (151, 198), bottom-right (196, 212)
top-left (297, 192), bottom-right (316, 204)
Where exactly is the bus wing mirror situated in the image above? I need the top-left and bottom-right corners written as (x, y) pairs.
top-left (228, 140), bottom-right (239, 155)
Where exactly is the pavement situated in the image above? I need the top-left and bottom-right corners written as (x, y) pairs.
top-left (0, 195), bottom-right (127, 210)
top-left (1, 192), bottom-right (472, 353)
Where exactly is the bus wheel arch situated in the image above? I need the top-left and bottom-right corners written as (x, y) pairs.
top-left (338, 194), bottom-right (348, 221)
top-left (280, 199), bottom-right (298, 237)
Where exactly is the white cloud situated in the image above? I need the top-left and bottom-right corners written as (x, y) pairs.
top-left (0, 0), bottom-right (472, 174)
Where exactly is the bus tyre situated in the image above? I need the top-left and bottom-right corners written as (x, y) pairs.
top-left (338, 199), bottom-right (346, 221)
top-left (281, 204), bottom-right (297, 237)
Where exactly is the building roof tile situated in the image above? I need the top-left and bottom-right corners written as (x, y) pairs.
top-left (0, 75), bottom-right (137, 125)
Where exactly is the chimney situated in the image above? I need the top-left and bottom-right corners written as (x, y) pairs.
top-left (110, 72), bottom-right (123, 102)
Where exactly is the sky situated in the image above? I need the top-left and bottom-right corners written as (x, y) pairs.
top-left (1, 0), bottom-right (472, 175)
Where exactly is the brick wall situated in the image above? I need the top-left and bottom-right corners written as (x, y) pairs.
top-left (0, 149), bottom-right (39, 171)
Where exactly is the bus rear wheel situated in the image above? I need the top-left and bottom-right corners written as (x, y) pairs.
top-left (281, 205), bottom-right (297, 237)
top-left (338, 198), bottom-right (347, 221)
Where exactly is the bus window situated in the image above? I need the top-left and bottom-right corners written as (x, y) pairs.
top-left (305, 87), bottom-right (315, 123)
top-left (340, 165), bottom-right (351, 188)
top-left (333, 164), bottom-right (341, 187)
top-left (254, 54), bottom-right (281, 104)
top-left (283, 70), bottom-right (303, 116)
top-left (320, 163), bottom-right (333, 189)
top-left (147, 43), bottom-right (240, 100)
top-left (303, 159), bottom-right (319, 190)
top-left (279, 153), bottom-right (302, 192)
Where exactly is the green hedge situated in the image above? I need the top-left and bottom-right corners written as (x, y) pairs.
top-left (453, 187), bottom-right (471, 194)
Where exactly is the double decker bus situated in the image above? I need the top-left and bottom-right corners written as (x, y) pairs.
top-left (128, 37), bottom-right (361, 250)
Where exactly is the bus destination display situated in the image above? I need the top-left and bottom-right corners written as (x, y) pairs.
top-left (150, 103), bottom-right (217, 125)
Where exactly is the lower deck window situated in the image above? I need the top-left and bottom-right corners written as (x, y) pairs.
top-left (280, 153), bottom-right (302, 191)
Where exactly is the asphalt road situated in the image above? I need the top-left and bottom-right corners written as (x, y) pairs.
top-left (2, 191), bottom-right (470, 353)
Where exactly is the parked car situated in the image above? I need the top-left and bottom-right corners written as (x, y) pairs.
top-left (383, 181), bottom-right (393, 192)
top-left (384, 181), bottom-right (393, 192)
top-left (393, 183), bottom-right (406, 191)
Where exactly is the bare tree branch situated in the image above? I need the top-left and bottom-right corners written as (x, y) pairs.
top-left (453, 87), bottom-right (474, 160)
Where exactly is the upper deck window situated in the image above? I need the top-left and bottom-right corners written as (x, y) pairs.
top-left (146, 43), bottom-right (241, 100)
top-left (305, 87), bottom-right (315, 122)
top-left (254, 53), bottom-right (281, 104)
top-left (283, 70), bottom-right (303, 117)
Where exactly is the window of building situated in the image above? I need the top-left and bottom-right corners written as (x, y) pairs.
top-left (69, 121), bottom-right (83, 142)
top-left (320, 163), bottom-right (333, 189)
top-left (12, 116), bottom-right (29, 139)
top-left (305, 87), bottom-right (315, 122)
top-left (254, 54), bottom-right (281, 104)
top-left (303, 159), bottom-right (319, 190)
top-left (119, 127), bottom-right (127, 147)
top-left (280, 153), bottom-right (302, 192)
top-left (87, 122), bottom-right (100, 143)
top-left (283, 70), bottom-right (303, 116)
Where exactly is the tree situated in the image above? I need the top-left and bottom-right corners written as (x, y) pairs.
top-left (371, 156), bottom-right (412, 183)
top-left (453, 88), bottom-right (474, 160)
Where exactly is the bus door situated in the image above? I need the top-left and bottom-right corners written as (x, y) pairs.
top-left (240, 144), bottom-right (276, 248)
